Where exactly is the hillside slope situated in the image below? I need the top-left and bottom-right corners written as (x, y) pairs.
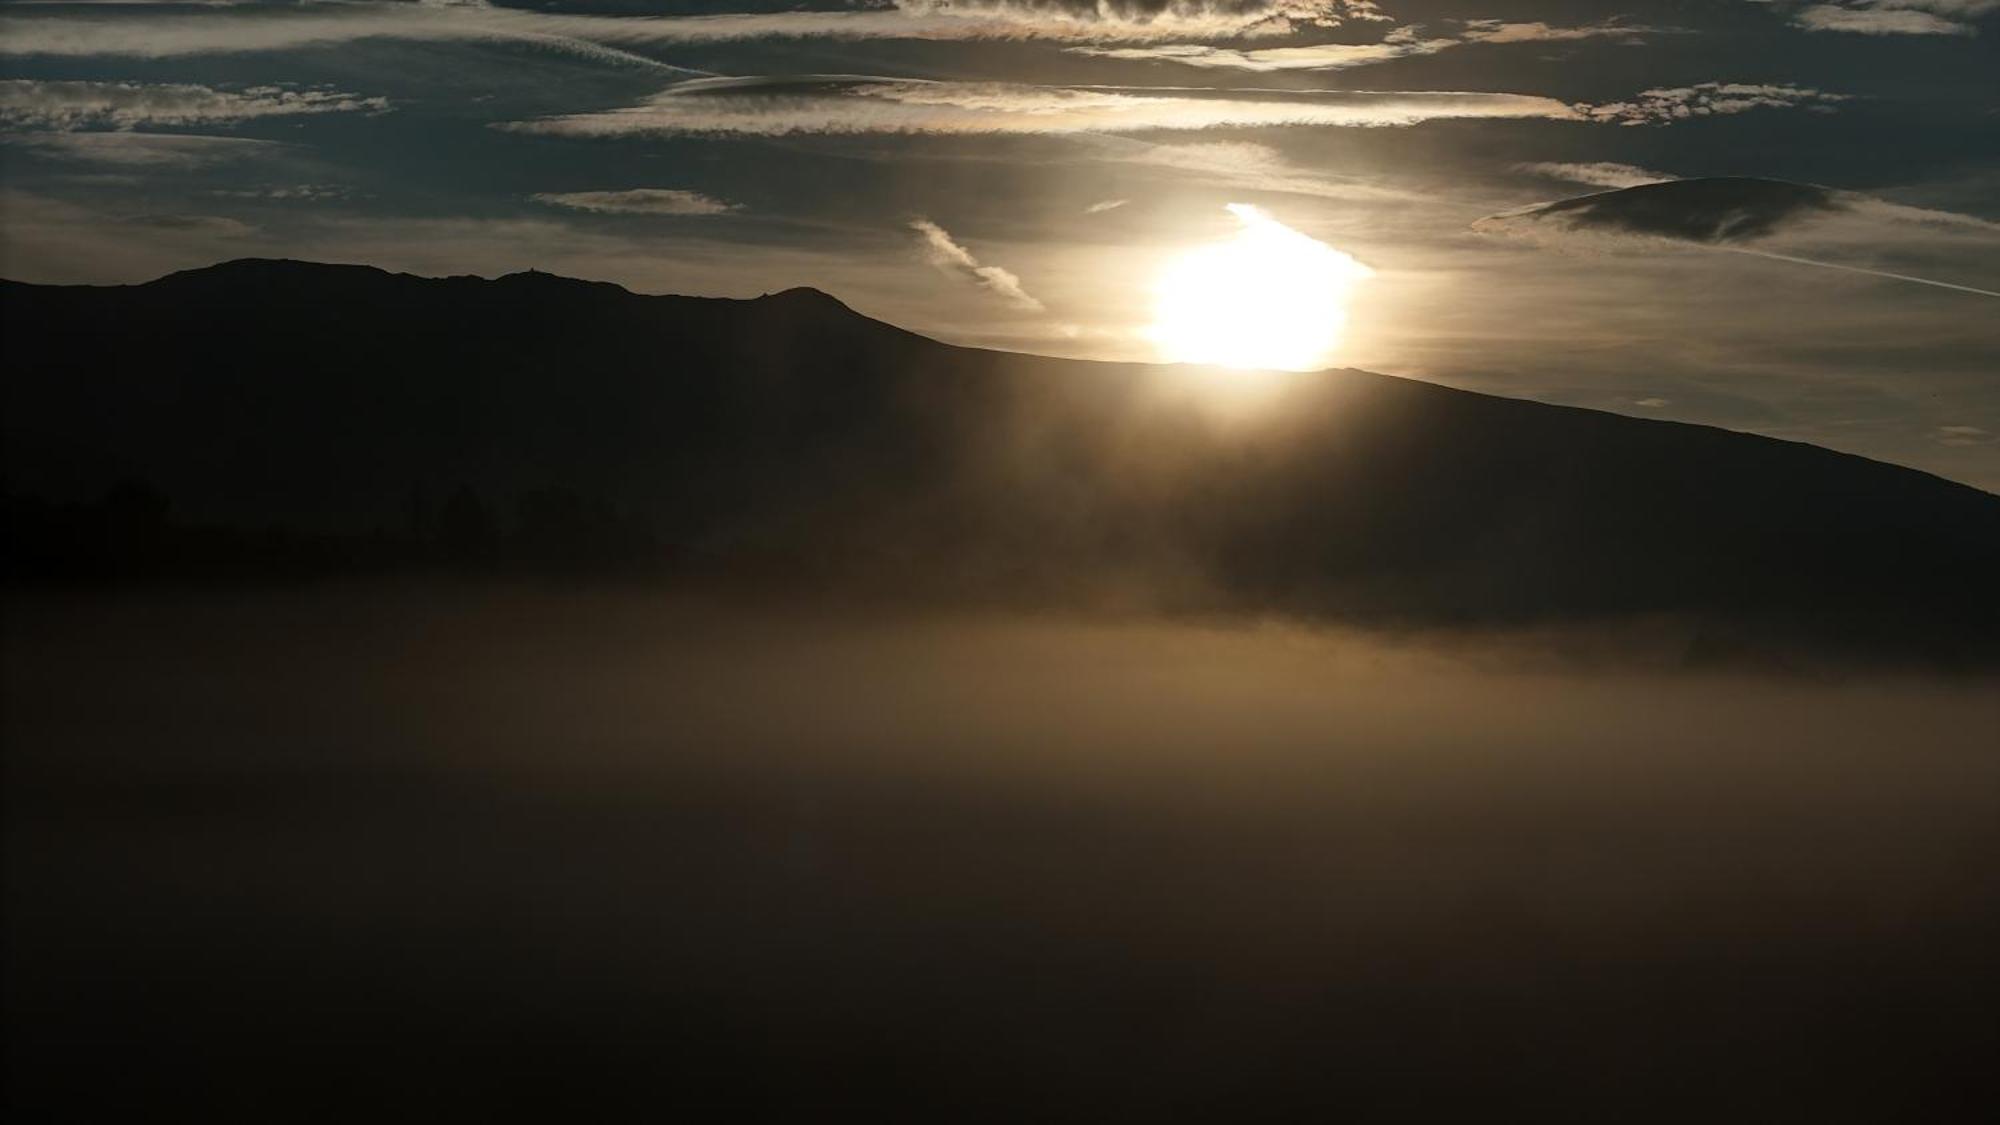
top-left (5, 259), bottom-right (1996, 658)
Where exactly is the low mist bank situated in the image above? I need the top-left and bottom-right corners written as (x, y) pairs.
top-left (7, 588), bottom-right (1999, 1119)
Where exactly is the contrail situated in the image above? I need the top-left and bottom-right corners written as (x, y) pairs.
top-left (1722, 247), bottom-right (2000, 299)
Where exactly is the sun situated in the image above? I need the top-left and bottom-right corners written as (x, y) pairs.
top-left (1148, 204), bottom-right (1373, 372)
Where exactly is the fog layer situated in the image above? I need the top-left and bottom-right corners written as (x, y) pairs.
top-left (7, 589), bottom-right (1997, 1118)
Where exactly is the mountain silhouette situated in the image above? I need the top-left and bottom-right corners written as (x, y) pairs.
top-left (5, 258), bottom-right (1996, 661)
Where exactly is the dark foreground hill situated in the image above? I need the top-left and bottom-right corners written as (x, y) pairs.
top-left (5, 258), bottom-right (1997, 661)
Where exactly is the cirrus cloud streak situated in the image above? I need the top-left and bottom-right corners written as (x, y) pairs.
top-left (1069, 18), bottom-right (1679, 72)
top-left (506, 76), bottom-right (1581, 138)
top-left (0, 79), bottom-right (386, 130)
top-left (0, 0), bottom-right (1367, 61)
top-left (532, 187), bottom-right (739, 215)
top-left (1788, 1), bottom-right (1995, 37)
top-left (910, 218), bottom-right (1045, 311)
top-left (1580, 82), bottom-right (1850, 126)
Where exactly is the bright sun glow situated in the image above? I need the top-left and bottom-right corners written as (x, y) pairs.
top-left (1149, 204), bottom-right (1373, 372)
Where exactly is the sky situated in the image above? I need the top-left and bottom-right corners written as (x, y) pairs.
top-left (1, 0), bottom-right (1996, 488)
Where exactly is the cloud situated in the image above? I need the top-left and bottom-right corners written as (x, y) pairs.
top-left (1794, 6), bottom-right (1973, 34)
top-left (1112, 139), bottom-right (1417, 201)
top-left (1788, 2), bottom-right (1994, 36)
top-left (1838, 195), bottom-right (2000, 234)
top-left (1932, 424), bottom-right (1994, 446)
top-left (1476, 178), bottom-right (1848, 244)
top-left (1085, 199), bottom-right (1129, 213)
top-left (1069, 34), bottom-right (1429, 71)
top-left (890, 0), bottom-right (1359, 35)
top-left (1517, 162), bottom-right (1677, 189)
top-left (1580, 82), bottom-right (1850, 126)
top-left (1633, 397), bottom-right (1671, 408)
top-left (0, 80), bottom-right (386, 131)
top-left (0, 131), bottom-right (282, 167)
top-left (1474, 177), bottom-right (2000, 297)
top-left (1479, 176), bottom-right (2000, 246)
top-left (122, 213), bottom-right (258, 237)
top-left (0, 0), bottom-right (1373, 60)
top-left (507, 75), bottom-right (1580, 138)
top-left (531, 188), bottom-right (738, 215)
top-left (210, 184), bottom-right (353, 202)
top-left (1070, 18), bottom-right (1676, 71)
top-left (1454, 19), bottom-right (1669, 44)
top-left (910, 218), bottom-right (1044, 311)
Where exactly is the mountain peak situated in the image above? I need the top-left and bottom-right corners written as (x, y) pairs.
top-left (758, 285), bottom-right (853, 311)
top-left (142, 261), bottom-right (856, 312)
top-left (490, 268), bottom-right (631, 296)
top-left (157, 258), bottom-right (394, 286)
